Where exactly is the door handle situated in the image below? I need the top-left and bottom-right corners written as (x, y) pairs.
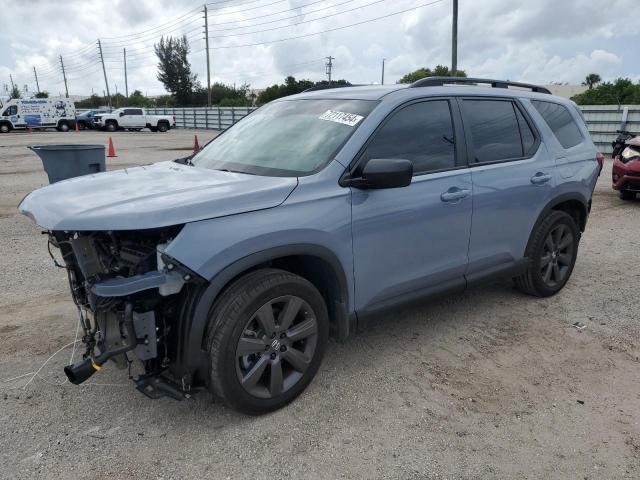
top-left (530, 172), bottom-right (552, 185)
top-left (440, 188), bottom-right (470, 203)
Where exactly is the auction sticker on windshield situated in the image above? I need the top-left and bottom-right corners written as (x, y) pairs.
top-left (318, 110), bottom-right (364, 127)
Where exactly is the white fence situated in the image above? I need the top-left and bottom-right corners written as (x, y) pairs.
top-left (146, 107), bottom-right (257, 130)
top-left (148, 105), bottom-right (637, 156)
top-left (579, 105), bottom-right (640, 155)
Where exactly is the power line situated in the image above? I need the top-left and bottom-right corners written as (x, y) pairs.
top-left (207, 0), bottom-right (391, 39)
top-left (205, 0), bottom-right (446, 50)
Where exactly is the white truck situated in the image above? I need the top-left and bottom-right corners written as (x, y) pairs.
top-left (92, 108), bottom-right (176, 132)
top-left (0, 98), bottom-right (76, 133)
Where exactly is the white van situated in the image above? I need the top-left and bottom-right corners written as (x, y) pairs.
top-left (0, 98), bottom-right (76, 133)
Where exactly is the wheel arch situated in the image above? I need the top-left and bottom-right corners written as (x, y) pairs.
top-left (177, 244), bottom-right (351, 381)
top-left (525, 193), bottom-right (589, 255)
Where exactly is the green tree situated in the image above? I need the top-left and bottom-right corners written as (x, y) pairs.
top-left (34, 91), bottom-right (49, 98)
top-left (398, 65), bottom-right (467, 84)
top-left (571, 78), bottom-right (640, 105)
top-left (9, 85), bottom-right (21, 99)
top-left (128, 90), bottom-right (152, 107)
top-left (75, 94), bottom-right (106, 109)
top-left (257, 76), bottom-right (351, 104)
top-left (582, 73), bottom-right (602, 90)
top-left (154, 35), bottom-right (197, 105)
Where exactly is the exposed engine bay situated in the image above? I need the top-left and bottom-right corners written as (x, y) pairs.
top-left (49, 226), bottom-right (201, 398)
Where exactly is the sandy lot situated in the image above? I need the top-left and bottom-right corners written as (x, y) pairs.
top-left (0, 129), bottom-right (639, 479)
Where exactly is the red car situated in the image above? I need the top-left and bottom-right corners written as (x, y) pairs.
top-left (612, 137), bottom-right (640, 200)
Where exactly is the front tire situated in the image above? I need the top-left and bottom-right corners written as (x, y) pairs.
top-left (105, 121), bottom-right (117, 132)
top-left (0, 124), bottom-right (10, 133)
top-left (206, 269), bottom-right (329, 415)
top-left (514, 210), bottom-right (579, 297)
top-left (620, 190), bottom-right (636, 201)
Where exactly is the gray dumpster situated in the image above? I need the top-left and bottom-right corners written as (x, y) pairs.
top-left (28, 144), bottom-right (106, 184)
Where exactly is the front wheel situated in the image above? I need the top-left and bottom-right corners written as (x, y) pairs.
top-left (105, 122), bottom-right (117, 132)
top-left (514, 210), bottom-right (579, 297)
top-left (0, 124), bottom-right (10, 133)
top-left (206, 269), bottom-right (329, 414)
top-left (620, 190), bottom-right (636, 201)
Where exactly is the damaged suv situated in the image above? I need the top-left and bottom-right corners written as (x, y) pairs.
top-left (19, 78), bottom-right (600, 414)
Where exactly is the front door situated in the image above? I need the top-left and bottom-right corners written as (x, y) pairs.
top-left (120, 108), bottom-right (144, 127)
top-left (351, 99), bottom-right (473, 314)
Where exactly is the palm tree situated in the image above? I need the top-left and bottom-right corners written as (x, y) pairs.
top-left (582, 73), bottom-right (601, 90)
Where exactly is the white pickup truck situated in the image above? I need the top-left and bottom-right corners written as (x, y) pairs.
top-left (92, 108), bottom-right (176, 132)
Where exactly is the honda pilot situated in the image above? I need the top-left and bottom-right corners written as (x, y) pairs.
top-left (19, 77), bottom-right (600, 414)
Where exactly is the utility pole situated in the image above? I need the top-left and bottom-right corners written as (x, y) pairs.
top-left (59, 55), bottom-right (69, 98)
top-left (325, 56), bottom-right (334, 83)
top-left (204, 4), bottom-right (212, 107)
top-left (124, 48), bottom-right (129, 97)
top-left (451, 0), bottom-right (458, 75)
top-left (9, 74), bottom-right (15, 92)
top-left (97, 39), bottom-right (111, 108)
top-left (33, 67), bottom-right (40, 94)
top-left (381, 58), bottom-right (386, 85)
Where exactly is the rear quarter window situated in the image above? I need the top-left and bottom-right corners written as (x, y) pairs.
top-left (531, 100), bottom-right (583, 149)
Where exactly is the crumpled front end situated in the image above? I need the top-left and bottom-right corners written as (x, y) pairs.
top-left (51, 226), bottom-right (204, 399)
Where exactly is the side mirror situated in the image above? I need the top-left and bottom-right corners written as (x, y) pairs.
top-left (119, 112), bottom-right (125, 117)
top-left (348, 158), bottom-right (413, 189)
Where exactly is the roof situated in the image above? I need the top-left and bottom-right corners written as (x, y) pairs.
top-left (286, 78), bottom-right (563, 103)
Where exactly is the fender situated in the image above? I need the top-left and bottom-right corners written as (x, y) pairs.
top-left (524, 191), bottom-right (589, 255)
top-left (174, 244), bottom-right (351, 382)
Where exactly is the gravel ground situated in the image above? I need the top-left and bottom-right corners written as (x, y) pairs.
top-left (0, 129), bottom-right (639, 479)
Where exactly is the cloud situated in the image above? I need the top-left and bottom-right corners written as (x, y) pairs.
top-left (0, 0), bottom-right (638, 97)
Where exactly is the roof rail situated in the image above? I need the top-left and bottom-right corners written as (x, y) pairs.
top-left (410, 76), bottom-right (551, 94)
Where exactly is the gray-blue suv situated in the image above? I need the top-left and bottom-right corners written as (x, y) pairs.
top-left (19, 77), bottom-right (599, 414)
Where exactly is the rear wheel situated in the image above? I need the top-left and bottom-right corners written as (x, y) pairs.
top-left (620, 190), bottom-right (636, 201)
top-left (157, 122), bottom-right (169, 132)
top-left (57, 121), bottom-right (69, 132)
top-left (206, 269), bottom-right (329, 414)
top-left (514, 210), bottom-right (579, 297)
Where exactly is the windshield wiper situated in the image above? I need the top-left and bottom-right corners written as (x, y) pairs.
top-left (217, 168), bottom-right (256, 175)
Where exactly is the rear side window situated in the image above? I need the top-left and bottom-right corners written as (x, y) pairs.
top-left (362, 100), bottom-right (455, 175)
top-left (461, 99), bottom-right (523, 163)
top-left (531, 100), bottom-right (583, 149)
top-left (515, 106), bottom-right (537, 156)
top-left (124, 108), bottom-right (143, 115)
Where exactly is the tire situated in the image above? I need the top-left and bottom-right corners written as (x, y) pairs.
top-left (620, 190), bottom-right (636, 201)
top-left (514, 210), bottom-right (579, 297)
top-left (105, 121), bottom-right (117, 132)
top-left (157, 122), bottom-right (169, 132)
top-left (206, 268), bottom-right (329, 415)
top-left (0, 124), bottom-right (10, 133)
top-left (57, 121), bottom-right (69, 132)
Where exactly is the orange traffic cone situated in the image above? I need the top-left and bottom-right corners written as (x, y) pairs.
top-left (193, 134), bottom-right (200, 153)
top-left (107, 137), bottom-right (117, 158)
top-left (75, 121), bottom-right (79, 132)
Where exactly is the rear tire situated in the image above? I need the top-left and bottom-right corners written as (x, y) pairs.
top-left (620, 190), bottom-right (636, 201)
top-left (206, 268), bottom-right (329, 415)
top-left (57, 121), bottom-right (69, 132)
top-left (157, 122), bottom-right (169, 132)
top-left (514, 210), bottom-right (579, 297)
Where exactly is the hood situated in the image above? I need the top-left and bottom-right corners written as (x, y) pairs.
top-left (19, 161), bottom-right (298, 231)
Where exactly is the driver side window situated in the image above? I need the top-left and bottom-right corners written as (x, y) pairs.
top-left (3, 106), bottom-right (17, 116)
top-left (362, 100), bottom-right (456, 175)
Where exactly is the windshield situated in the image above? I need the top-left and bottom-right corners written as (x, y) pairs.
top-left (192, 99), bottom-right (377, 176)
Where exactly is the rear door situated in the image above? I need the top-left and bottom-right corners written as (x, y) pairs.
top-left (351, 98), bottom-right (473, 313)
top-left (459, 97), bottom-right (556, 282)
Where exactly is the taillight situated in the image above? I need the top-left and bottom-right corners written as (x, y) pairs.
top-left (172, 115), bottom-right (176, 124)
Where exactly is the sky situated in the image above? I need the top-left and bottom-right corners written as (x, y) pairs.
top-left (0, 0), bottom-right (637, 98)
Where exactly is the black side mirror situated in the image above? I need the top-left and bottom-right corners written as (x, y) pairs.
top-left (119, 112), bottom-right (125, 117)
top-left (348, 158), bottom-right (413, 189)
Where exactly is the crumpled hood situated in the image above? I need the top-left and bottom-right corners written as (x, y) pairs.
top-left (19, 161), bottom-right (298, 231)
